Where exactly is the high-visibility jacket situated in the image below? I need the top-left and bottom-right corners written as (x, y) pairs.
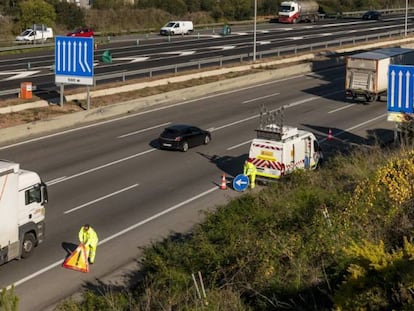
top-left (243, 161), bottom-right (257, 176)
top-left (78, 226), bottom-right (99, 247)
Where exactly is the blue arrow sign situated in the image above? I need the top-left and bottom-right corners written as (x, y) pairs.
top-left (233, 174), bottom-right (249, 192)
top-left (388, 64), bottom-right (414, 114)
top-left (55, 36), bottom-right (94, 85)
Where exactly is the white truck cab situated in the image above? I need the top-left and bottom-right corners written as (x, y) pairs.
top-left (248, 108), bottom-right (322, 180)
top-left (160, 21), bottom-right (194, 36)
top-left (0, 161), bottom-right (48, 265)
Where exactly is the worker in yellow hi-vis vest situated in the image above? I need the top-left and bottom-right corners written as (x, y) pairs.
top-left (243, 160), bottom-right (257, 189)
top-left (78, 224), bottom-right (99, 264)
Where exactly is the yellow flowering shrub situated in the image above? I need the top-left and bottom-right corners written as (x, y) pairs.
top-left (349, 149), bottom-right (414, 210)
top-left (334, 237), bottom-right (414, 310)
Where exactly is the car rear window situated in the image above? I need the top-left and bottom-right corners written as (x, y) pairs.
top-left (164, 128), bottom-right (180, 135)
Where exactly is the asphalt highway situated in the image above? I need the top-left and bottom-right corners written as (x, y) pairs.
top-left (0, 63), bottom-right (395, 310)
top-left (0, 14), bottom-right (412, 96)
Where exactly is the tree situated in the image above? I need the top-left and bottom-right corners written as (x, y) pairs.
top-left (92, 0), bottom-right (126, 9)
top-left (18, 0), bottom-right (55, 29)
top-left (54, 2), bottom-right (85, 30)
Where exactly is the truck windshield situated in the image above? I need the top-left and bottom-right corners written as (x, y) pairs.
top-left (279, 5), bottom-right (293, 12)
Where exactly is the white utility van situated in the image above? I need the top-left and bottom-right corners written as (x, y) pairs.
top-left (160, 21), bottom-right (194, 36)
top-left (247, 107), bottom-right (323, 181)
top-left (16, 26), bottom-right (53, 43)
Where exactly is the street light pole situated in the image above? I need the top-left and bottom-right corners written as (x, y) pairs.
top-left (253, 0), bottom-right (257, 62)
top-left (405, 0), bottom-right (408, 36)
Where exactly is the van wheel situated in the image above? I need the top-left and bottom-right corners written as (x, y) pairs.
top-left (181, 141), bottom-right (189, 152)
top-left (21, 233), bottom-right (36, 258)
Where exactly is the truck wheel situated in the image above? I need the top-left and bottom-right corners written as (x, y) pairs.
top-left (181, 141), bottom-right (189, 152)
top-left (293, 18), bottom-right (298, 24)
top-left (21, 233), bottom-right (36, 258)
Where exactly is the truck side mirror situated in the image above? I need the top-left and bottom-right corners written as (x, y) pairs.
top-left (41, 182), bottom-right (48, 204)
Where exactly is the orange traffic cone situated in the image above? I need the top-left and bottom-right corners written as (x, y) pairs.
top-left (220, 173), bottom-right (227, 190)
top-left (328, 129), bottom-right (333, 141)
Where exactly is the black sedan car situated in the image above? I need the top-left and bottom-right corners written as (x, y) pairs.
top-left (158, 124), bottom-right (211, 152)
top-left (362, 10), bottom-right (382, 20)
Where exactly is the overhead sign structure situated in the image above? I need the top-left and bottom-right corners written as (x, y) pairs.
top-left (233, 174), bottom-right (249, 192)
top-left (55, 36), bottom-right (94, 85)
top-left (387, 64), bottom-right (414, 122)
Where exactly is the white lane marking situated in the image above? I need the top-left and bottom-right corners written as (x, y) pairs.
top-left (114, 57), bottom-right (150, 63)
top-left (7, 186), bottom-right (218, 290)
top-left (329, 105), bottom-right (354, 113)
top-left (345, 114), bottom-right (386, 132)
top-left (0, 72), bottom-right (323, 151)
top-left (208, 115), bottom-right (258, 132)
top-left (118, 122), bottom-right (171, 138)
top-left (47, 176), bottom-right (67, 184)
top-left (64, 184), bottom-right (139, 214)
top-left (161, 51), bottom-right (197, 56)
top-left (0, 71), bottom-right (40, 80)
top-left (284, 96), bottom-right (318, 107)
top-left (320, 114), bottom-right (386, 142)
top-left (227, 139), bottom-right (252, 150)
top-left (242, 92), bottom-right (280, 104)
top-left (46, 149), bottom-right (155, 186)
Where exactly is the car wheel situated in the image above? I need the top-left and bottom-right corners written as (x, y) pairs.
top-left (204, 135), bottom-right (210, 145)
top-left (21, 233), bottom-right (36, 258)
top-left (181, 141), bottom-right (189, 152)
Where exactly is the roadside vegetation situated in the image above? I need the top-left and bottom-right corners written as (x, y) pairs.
top-left (0, 0), bottom-right (408, 41)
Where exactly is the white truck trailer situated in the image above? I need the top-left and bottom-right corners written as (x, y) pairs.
top-left (345, 47), bottom-right (414, 103)
top-left (247, 107), bottom-right (323, 181)
top-left (278, 0), bottom-right (319, 23)
top-left (0, 160), bottom-right (48, 265)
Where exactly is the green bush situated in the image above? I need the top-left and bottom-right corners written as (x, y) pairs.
top-left (0, 286), bottom-right (19, 311)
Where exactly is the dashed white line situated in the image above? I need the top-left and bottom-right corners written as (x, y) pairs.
top-left (118, 122), bottom-right (171, 138)
top-left (64, 184), bottom-right (139, 214)
top-left (46, 149), bottom-right (156, 185)
top-left (227, 139), bottom-right (252, 150)
top-left (242, 92), bottom-right (280, 104)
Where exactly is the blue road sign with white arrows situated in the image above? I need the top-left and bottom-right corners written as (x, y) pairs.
top-left (55, 36), bottom-right (94, 85)
top-left (388, 64), bottom-right (414, 114)
top-left (233, 174), bottom-right (249, 192)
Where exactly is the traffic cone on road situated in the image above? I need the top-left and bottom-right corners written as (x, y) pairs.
top-left (328, 129), bottom-right (333, 141)
top-left (220, 173), bottom-right (227, 190)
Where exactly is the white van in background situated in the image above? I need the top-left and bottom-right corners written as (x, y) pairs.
top-left (160, 21), bottom-right (194, 36)
top-left (16, 25), bottom-right (53, 43)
